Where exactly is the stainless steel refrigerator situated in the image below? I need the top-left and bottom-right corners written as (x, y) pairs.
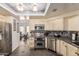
top-left (0, 22), bottom-right (12, 55)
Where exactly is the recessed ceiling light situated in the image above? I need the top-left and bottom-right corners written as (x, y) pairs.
top-left (20, 16), bottom-right (25, 20)
top-left (16, 3), bottom-right (24, 11)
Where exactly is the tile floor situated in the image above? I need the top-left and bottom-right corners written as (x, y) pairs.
top-left (10, 39), bottom-right (58, 56)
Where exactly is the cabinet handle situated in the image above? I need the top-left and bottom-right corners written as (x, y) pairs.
top-left (65, 46), bottom-right (67, 47)
top-left (75, 52), bottom-right (79, 56)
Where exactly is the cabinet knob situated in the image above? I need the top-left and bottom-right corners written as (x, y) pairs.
top-left (75, 52), bottom-right (79, 56)
top-left (65, 46), bottom-right (67, 47)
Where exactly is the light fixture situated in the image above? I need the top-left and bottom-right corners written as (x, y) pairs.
top-left (33, 4), bottom-right (38, 11)
top-left (26, 16), bottom-right (30, 20)
top-left (16, 3), bottom-right (24, 11)
top-left (20, 16), bottom-right (25, 20)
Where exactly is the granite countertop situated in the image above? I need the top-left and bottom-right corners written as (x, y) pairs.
top-left (47, 36), bottom-right (79, 48)
top-left (58, 37), bottom-right (79, 48)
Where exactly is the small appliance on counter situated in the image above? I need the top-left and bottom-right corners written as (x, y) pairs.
top-left (71, 32), bottom-right (78, 42)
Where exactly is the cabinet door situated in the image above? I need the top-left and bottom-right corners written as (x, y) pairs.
top-left (59, 40), bottom-right (68, 56)
top-left (56, 39), bottom-right (60, 54)
top-left (53, 18), bottom-right (64, 30)
top-left (68, 16), bottom-right (79, 31)
top-left (68, 44), bottom-right (78, 56)
top-left (47, 39), bottom-right (50, 49)
top-left (45, 37), bottom-right (47, 48)
top-left (52, 39), bottom-right (56, 51)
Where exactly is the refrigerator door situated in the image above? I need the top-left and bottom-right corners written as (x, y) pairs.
top-left (4, 23), bottom-right (12, 53)
top-left (1, 22), bottom-right (12, 55)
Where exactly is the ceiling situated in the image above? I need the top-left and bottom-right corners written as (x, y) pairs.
top-left (0, 3), bottom-right (50, 16)
top-left (0, 3), bottom-right (79, 19)
top-left (45, 3), bottom-right (79, 18)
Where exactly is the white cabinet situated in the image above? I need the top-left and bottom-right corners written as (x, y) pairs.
top-left (63, 18), bottom-right (68, 31)
top-left (59, 39), bottom-right (69, 56)
top-left (59, 39), bottom-right (78, 56)
top-left (45, 37), bottom-right (47, 48)
top-left (47, 38), bottom-right (51, 49)
top-left (51, 39), bottom-right (56, 51)
top-left (68, 43), bottom-right (78, 56)
top-left (59, 40), bottom-right (67, 56)
top-left (46, 18), bottom-right (64, 31)
top-left (56, 39), bottom-right (60, 54)
top-left (53, 18), bottom-right (64, 31)
top-left (67, 16), bottom-right (79, 31)
top-left (28, 37), bottom-right (34, 48)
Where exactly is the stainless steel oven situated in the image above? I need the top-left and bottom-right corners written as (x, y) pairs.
top-left (34, 38), bottom-right (45, 49)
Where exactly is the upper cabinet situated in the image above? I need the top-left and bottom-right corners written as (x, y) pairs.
top-left (53, 18), bottom-right (64, 31)
top-left (46, 18), bottom-right (64, 31)
top-left (63, 17), bottom-right (68, 31)
top-left (45, 20), bottom-right (54, 30)
top-left (46, 15), bottom-right (79, 31)
top-left (66, 15), bottom-right (79, 31)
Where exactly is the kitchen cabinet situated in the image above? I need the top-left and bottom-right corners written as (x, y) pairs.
top-left (56, 39), bottom-right (60, 54)
top-left (53, 18), bottom-right (64, 31)
top-left (45, 18), bottom-right (64, 31)
top-left (59, 40), bottom-right (65, 55)
top-left (67, 15), bottom-right (79, 31)
top-left (47, 38), bottom-right (52, 50)
top-left (28, 38), bottom-right (34, 48)
top-left (67, 43), bottom-right (78, 56)
top-left (47, 38), bottom-right (50, 49)
top-left (59, 39), bottom-right (69, 56)
top-left (59, 39), bottom-right (78, 56)
top-left (52, 39), bottom-right (56, 51)
top-left (63, 17), bottom-right (68, 31)
top-left (45, 37), bottom-right (47, 48)
top-left (47, 37), bottom-right (78, 56)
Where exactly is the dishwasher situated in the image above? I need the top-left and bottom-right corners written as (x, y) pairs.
top-left (47, 37), bottom-right (57, 52)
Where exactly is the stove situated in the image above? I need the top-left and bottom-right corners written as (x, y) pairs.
top-left (34, 38), bottom-right (45, 49)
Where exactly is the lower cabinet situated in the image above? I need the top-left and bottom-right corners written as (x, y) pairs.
top-left (56, 39), bottom-right (60, 54)
top-left (51, 39), bottom-right (56, 51)
top-left (47, 38), bottom-right (50, 49)
top-left (56, 39), bottom-right (78, 56)
top-left (47, 38), bottom-right (52, 50)
top-left (47, 37), bottom-right (78, 56)
top-left (45, 37), bottom-right (48, 48)
top-left (68, 43), bottom-right (78, 56)
top-left (59, 40), bottom-right (66, 55)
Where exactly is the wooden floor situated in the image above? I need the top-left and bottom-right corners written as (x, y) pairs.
top-left (10, 39), bottom-right (58, 56)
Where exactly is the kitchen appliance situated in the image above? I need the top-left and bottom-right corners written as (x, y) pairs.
top-left (35, 24), bottom-right (44, 30)
top-left (34, 24), bottom-right (45, 49)
top-left (0, 22), bottom-right (12, 55)
top-left (35, 37), bottom-right (45, 49)
top-left (71, 32), bottom-right (78, 42)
